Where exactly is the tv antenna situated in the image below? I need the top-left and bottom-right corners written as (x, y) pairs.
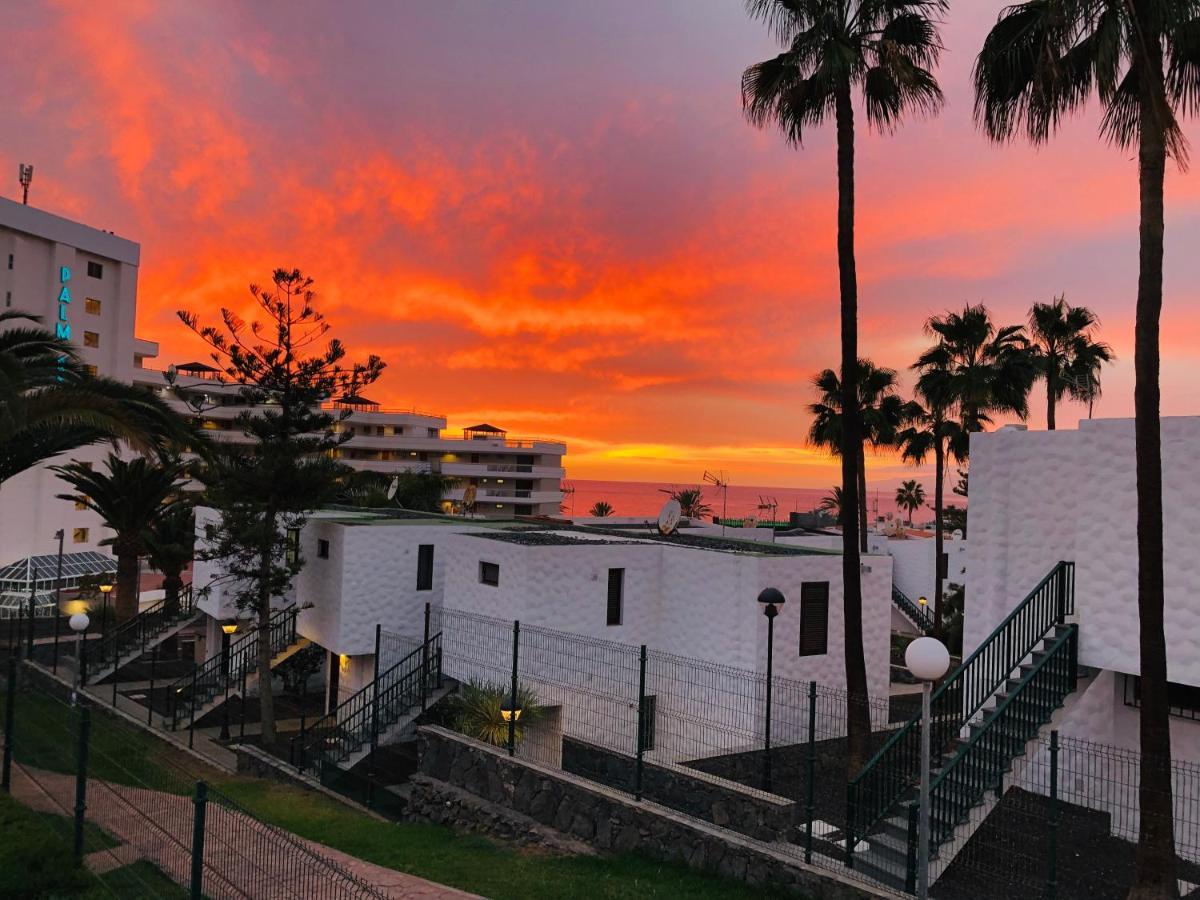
top-left (560, 480), bottom-right (575, 515)
top-left (18, 164), bottom-right (33, 205)
top-left (703, 470), bottom-right (729, 536)
top-left (757, 495), bottom-right (778, 542)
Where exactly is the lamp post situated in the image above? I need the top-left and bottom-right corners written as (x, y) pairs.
top-left (98, 582), bottom-right (113, 637)
top-left (69, 613), bottom-right (90, 704)
top-left (757, 587), bottom-right (786, 793)
top-left (219, 621), bottom-right (238, 742)
top-left (906, 635), bottom-right (951, 900)
top-left (499, 699), bottom-right (523, 724)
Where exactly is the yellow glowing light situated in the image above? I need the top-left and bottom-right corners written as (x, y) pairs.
top-left (98, 583), bottom-right (113, 595)
top-left (339, 654), bottom-right (351, 673)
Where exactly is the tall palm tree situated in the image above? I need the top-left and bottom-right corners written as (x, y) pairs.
top-left (144, 504), bottom-right (195, 615)
top-left (975, 6), bottom-right (1200, 891)
top-left (742, 0), bottom-right (947, 772)
top-left (894, 479), bottom-right (926, 526)
top-left (589, 500), bottom-right (614, 517)
top-left (1028, 296), bottom-right (1115, 429)
top-left (53, 454), bottom-right (187, 622)
top-left (809, 360), bottom-right (911, 551)
top-left (817, 485), bottom-right (846, 525)
top-left (0, 311), bottom-right (187, 485)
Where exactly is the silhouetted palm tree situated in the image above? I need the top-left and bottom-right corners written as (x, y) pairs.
top-left (975, 5), bottom-right (1200, 890)
top-left (661, 487), bottom-right (711, 519)
top-left (895, 480), bottom-right (926, 526)
top-left (742, 0), bottom-right (947, 772)
top-left (589, 500), bottom-right (614, 517)
top-left (144, 504), bottom-right (195, 615)
top-left (1028, 296), bottom-right (1115, 430)
top-left (817, 485), bottom-right (846, 526)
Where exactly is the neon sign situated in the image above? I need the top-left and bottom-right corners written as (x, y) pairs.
top-left (55, 266), bottom-right (72, 340)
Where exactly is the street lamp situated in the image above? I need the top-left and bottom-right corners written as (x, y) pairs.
top-left (500, 699), bottom-right (522, 723)
top-left (906, 635), bottom-right (951, 900)
top-left (219, 620), bottom-right (239, 741)
top-left (69, 612), bottom-right (90, 703)
top-left (757, 586), bottom-right (786, 792)
top-left (98, 582), bottom-right (113, 639)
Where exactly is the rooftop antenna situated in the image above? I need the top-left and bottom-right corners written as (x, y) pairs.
top-left (560, 480), bottom-right (575, 515)
top-left (18, 164), bottom-right (33, 205)
top-left (703, 470), bottom-right (728, 536)
top-left (757, 495), bottom-right (779, 542)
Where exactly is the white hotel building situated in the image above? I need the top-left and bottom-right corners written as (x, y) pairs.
top-left (0, 197), bottom-right (566, 575)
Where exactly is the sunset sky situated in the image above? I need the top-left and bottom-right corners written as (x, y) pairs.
top-left (5, 1), bottom-right (1200, 490)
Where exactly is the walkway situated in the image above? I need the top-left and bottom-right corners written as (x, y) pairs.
top-left (8, 761), bottom-right (478, 899)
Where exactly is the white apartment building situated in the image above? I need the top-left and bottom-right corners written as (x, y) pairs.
top-left (0, 197), bottom-right (159, 567)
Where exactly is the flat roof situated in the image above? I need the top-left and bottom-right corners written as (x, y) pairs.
top-left (0, 197), bottom-right (140, 265)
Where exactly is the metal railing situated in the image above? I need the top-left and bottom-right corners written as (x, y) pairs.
top-left (891, 585), bottom-right (934, 635)
top-left (167, 605), bottom-right (299, 730)
top-left (297, 633), bottom-right (442, 773)
top-left (847, 561), bottom-right (1075, 853)
top-left (85, 586), bottom-right (196, 683)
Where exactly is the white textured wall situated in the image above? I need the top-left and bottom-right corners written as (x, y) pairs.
top-left (887, 536), bottom-right (968, 606)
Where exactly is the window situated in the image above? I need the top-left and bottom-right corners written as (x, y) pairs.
top-left (606, 568), bottom-right (624, 626)
top-left (798, 581), bottom-right (830, 656)
top-left (74, 500), bottom-right (87, 511)
top-left (427, 428), bottom-right (438, 438)
top-left (638, 694), bottom-right (657, 751)
top-left (285, 528), bottom-right (300, 565)
top-left (416, 544), bottom-right (435, 591)
top-left (83, 331), bottom-right (100, 348)
top-left (87, 261), bottom-right (103, 278)
top-left (515, 504), bottom-right (533, 516)
top-left (83, 365), bottom-right (98, 377)
top-left (72, 528), bottom-right (89, 544)
top-left (85, 297), bottom-right (102, 315)
top-left (1125, 675), bottom-right (1200, 721)
top-left (938, 553), bottom-right (949, 579)
top-left (6, 254), bottom-right (11, 269)
top-left (479, 561), bottom-right (500, 586)
top-left (317, 539), bottom-right (330, 559)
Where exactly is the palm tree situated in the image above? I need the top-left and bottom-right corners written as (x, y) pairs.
top-left (0, 311), bottom-right (187, 485)
top-left (975, 8), bottom-right (1200, 891)
top-left (144, 504), bottom-right (195, 615)
top-left (662, 487), bottom-right (711, 519)
top-left (1028, 296), bottom-right (1115, 430)
top-left (742, 0), bottom-right (947, 773)
top-left (817, 486), bottom-right (846, 525)
top-left (589, 500), bottom-right (614, 517)
top-left (809, 360), bottom-right (912, 551)
top-left (53, 454), bottom-right (187, 622)
top-left (894, 480), bottom-right (926, 526)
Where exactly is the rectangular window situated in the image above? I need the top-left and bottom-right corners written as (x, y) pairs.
top-left (479, 561), bottom-right (500, 587)
top-left (638, 694), bottom-right (657, 751)
top-left (427, 428), bottom-right (438, 438)
top-left (83, 365), bottom-right (98, 377)
top-left (72, 528), bottom-right (89, 544)
top-left (85, 297), bottom-right (102, 315)
top-left (83, 331), bottom-right (99, 348)
top-left (938, 552), bottom-right (949, 579)
top-left (87, 261), bottom-right (103, 278)
top-left (606, 568), bottom-right (624, 626)
top-left (798, 581), bottom-right (830, 656)
top-left (1125, 675), bottom-right (1200, 721)
top-left (285, 528), bottom-right (300, 565)
top-left (317, 539), bottom-right (330, 559)
top-left (6, 254), bottom-right (12, 269)
top-left (416, 544), bottom-right (435, 591)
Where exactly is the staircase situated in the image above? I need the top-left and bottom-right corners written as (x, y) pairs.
top-left (84, 588), bottom-right (201, 684)
top-left (846, 561), bottom-right (1077, 891)
top-left (166, 605), bottom-right (308, 731)
top-left (891, 585), bottom-right (935, 635)
top-left (298, 632), bottom-right (446, 778)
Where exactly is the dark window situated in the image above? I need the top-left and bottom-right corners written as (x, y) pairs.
top-left (515, 504), bottom-right (533, 516)
top-left (638, 694), bottom-right (657, 751)
top-left (798, 582), bottom-right (830, 656)
top-left (87, 261), bottom-right (103, 278)
top-left (938, 553), bottom-right (949, 579)
top-left (317, 539), bottom-right (330, 559)
top-left (417, 544), bottom-right (435, 591)
top-left (285, 528), bottom-right (300, 565)
top-left (606, 568), bottom-right (624, 626)
top-left (480, 561), bottom-right (500, 586)
top-left (6, 254), bottom-right (12, 269)
top-left (1125, 675), bottom-right (1200, 721)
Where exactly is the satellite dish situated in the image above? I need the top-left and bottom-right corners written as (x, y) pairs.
top-left (657, 499), bottom-right (681, 535)
top-left (386, 477), bottom-right (399, 501)
top-left (744, 514), bottom-right (758, 529)
top-left (952, 529), bottom-right (964, 541)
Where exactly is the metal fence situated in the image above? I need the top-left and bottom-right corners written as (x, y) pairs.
top-left (1, 657), bottom-right (386, 899)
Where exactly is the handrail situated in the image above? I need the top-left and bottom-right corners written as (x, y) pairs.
top-left (87, 585), bottom-right (196, 679)
top-left (168, 605), bottom-right (298, 729)
top-left (891, 585), bottom-right (934, 634)
top-left (299, 633), bottom-right (442, 772)
top-left (847, 561), bottom-right (1074, 853)
top-left (927, 624), bottom-right (1078, 847)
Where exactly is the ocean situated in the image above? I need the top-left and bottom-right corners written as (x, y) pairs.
top-left (563, 478), bottom-right (907, 520)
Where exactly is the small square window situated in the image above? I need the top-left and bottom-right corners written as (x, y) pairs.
top-left (85, 298), bottom-right (102, 315)
top-left (72, 528), bottom-right (89, 544)
top-left (83, 331), bottom-right (99, 348)
top-left (87, 261), bottom-right (103, 279)
top-left (479, 561), bottom-right (500, 586)
top-left (83, 364), bottom-right (98, 377)
top-left (317, 539), bottom-right (330, 559)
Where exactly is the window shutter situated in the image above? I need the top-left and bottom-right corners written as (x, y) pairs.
top-left (416, 545), bottom-right (434, 590)
top-left (798, 582), bottom-right (829, 656)
top-left (606, 568), bottom-right (624, 626)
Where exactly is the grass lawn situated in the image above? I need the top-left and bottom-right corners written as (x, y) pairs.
top-left (4, 681), bottom-right (802, 899)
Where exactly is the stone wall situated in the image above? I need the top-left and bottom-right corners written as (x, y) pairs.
top-left (413, 725), bottom-right (895, 899)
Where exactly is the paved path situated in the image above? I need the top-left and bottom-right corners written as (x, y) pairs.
top-left (9, 761), bottom-right (479, 899)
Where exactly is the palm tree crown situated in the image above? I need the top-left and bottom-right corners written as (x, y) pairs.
top-left (1028, 295), bottom-right (1114, 429)
top-left (895, 479), bottom-right (926, 526)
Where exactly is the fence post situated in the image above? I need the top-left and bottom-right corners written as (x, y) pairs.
top-left (188, 667), bottom-right (197, 749)
top-left (73, 705), bottom-right (91, 861)
top-left (2, 657), bottom-right (16, 793)
top-left (1047, 730), bottom-right (1059, 900)
top-left (905, 802), bottom-right (919, 894)
top-left (190, 781), bottom-right (207, 900)
top-left (421, 602), bottom-right (431, 710)
top-left (845, 783), bottom-right (855, 869)
top-left (112, 662), bottom-right (118, 707)
top-left (148, 645), bottom-right (157, 726)
top-left (507, 620), bottom-right (520, 757)
top-left (52, 612), bottom-right (61, 673)
top-left (26, 568), bottom-right (37, 659)
top-left (805, 680), bottom-right (816, 864)
top-left (367, 623), bottom-right (382, 809)
top-left (239, 667), bottom-right (248, 741)
top-left (635, 645), bottom-right (647, 800)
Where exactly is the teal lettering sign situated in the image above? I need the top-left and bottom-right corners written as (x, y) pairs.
top-left (55, 265), bottom-right (71, 340)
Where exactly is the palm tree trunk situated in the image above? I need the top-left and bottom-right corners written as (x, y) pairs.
top-left (834, 84), bottom-right (871, 775)
top-left (933, 435), bottom-right (945, 633)
top-left (1129, 31), bottom-right (1176, 900)
top-left (1046, 367), bottom-right (1057, 430)
top-left (858, 444), bottom-right (869, 553)
top-left (114, 541), bottom-right (140, 623)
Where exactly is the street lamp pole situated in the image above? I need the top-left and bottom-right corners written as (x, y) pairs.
top-left (906, 636), bottom-right (950, 900)
top-left (218, 621), bottom-right (238, 742)
top-left (69, 613), bottom-right (90, 704)
top-left (756, 587), bottom-right (786, 793)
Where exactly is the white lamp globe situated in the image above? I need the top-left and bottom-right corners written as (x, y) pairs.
top-left (906, 636), bottom-right (951, 682)
top-left (68, 612), bottom-right (90, 633)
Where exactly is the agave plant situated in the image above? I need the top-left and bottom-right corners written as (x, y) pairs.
top-left (448, 679), bottom-right (544, 748)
